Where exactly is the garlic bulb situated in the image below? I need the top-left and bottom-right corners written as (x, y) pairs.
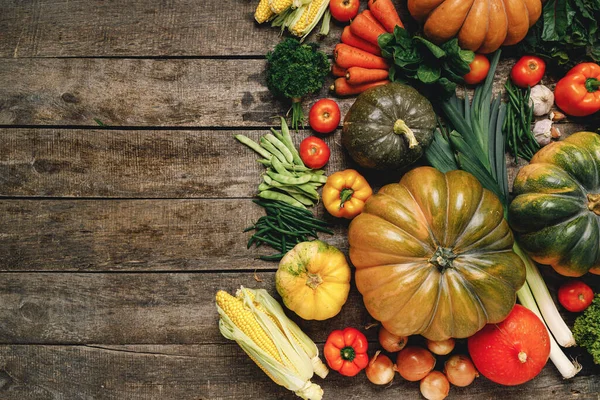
top-left (529, 85), bottom-right (554, 116)
top-left (533, 119), bottom-right (554, 146)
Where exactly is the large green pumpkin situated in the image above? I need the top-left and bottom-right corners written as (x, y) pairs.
top-left (509, 131), bottom-right (600, 277)
top-left (348, 167), bottom-right (526, 341)
top-left (342, 82), bottom-right (436, 170)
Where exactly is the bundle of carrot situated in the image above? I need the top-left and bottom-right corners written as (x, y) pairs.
top-left (330, 0), bottom-right (403, 96)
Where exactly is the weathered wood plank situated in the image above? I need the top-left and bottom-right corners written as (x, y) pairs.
top-left (2, 58), bottom-right (586, 128)
top-left (0, 123), bottom-right (587, 198)
top-left (0, 0), bottom-right (344, 58)
top-left (0, 271), bottom-right (597, 346)
top-left (0, 344), bottom-right (598, 400)
top-left (0, 199), bottom-right (346, 271)
top-left (0, 128), bottom-right (352, 198)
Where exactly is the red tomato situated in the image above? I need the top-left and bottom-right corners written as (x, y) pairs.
top-left (463, 54), bottom-right (490, 85)
top-left (467, 305), bottom-right (550, 386)
top-left (309, 99), bottom-right (341, 134)
top-left (299, 136), bottom-right (331, 169)
top-left (558, 280), bottom-right (594, 312)
top-left (329, 0), bottom-right (360, 22)
top-left (510, 56), bottom-right (546, 88)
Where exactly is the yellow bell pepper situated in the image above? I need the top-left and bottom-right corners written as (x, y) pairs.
top-left (322, 169), bottom-right (372, 219)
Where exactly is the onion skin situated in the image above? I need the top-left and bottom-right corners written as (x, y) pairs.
top-left (379, 326), bottom-right (408, 353)
top-left (444, 354), bottom-right (479, 387)
top-left (366, 351), bottom-right (395, 385)
top-left (426, 338), bottom-right (455, 355)
top-left (420, 371), bottom-right (450, 400)
top-left (395, 346), bottom-right (436, 381)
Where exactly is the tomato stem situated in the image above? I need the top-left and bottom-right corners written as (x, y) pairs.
top-left (585, 78), bottom-right (600, 93)
top-left (339, 188), bottom-right (354, 209)
top-left (340, 346), bottom-right (356, 361)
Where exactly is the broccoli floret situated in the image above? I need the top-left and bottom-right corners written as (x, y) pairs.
top-left (573, 293), bottom-right (600, 365)
top-left (265, 38), bottom-right (329, 130)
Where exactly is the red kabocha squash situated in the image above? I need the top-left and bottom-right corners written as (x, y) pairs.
top-left (348, 167), bottom-right (526, 341)
top-left (509, 131), bottom-right (600, 277)
top-left (468, 304), bottom-right (551, 386)
top-left (407, 0), bottom-right (542, 53)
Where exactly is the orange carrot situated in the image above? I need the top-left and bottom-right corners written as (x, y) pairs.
top-left (331, 63), bottom-right (347, 77)
top-left (331, 78), bottom-right (390, 96)
top-left (349, 12), bottom-right (387, 46)
top-left (368, 0), bottom-right (404, 32)
top-left (341, 26), bottom-right (381, 56)
top-left (362, 10), bottom-right (386, 31)
top-left (345, 67), bottom-right (390, 85)
top-left (334, 43), bottom-right (390, 69)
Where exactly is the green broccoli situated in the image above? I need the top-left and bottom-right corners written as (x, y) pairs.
top-left (573, 293), bottom-right (600, 365)
top-left (265, 38), bottom-right (330, 130)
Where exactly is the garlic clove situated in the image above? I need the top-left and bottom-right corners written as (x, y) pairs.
top-left (533, 119), bottom-right (554, 146)
top-left (530, 85), bottom-right (555, 117)
top-left (549, 110), bottom-right (566, 122)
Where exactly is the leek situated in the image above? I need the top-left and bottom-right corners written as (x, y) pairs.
top-left (425, 50), bottom-right (580, 379)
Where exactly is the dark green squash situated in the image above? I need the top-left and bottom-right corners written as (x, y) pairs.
top-left (342, 82), bottom-right (437, 170)
top-left (509, 131), bottom-right (600, 277)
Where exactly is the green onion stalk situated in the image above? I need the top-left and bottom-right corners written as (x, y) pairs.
top-left (425, 50), bottom-right (580, 379)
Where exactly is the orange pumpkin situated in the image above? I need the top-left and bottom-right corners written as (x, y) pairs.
top-left (407, 0), bottom-right (542, 53)
top-left (348, 167), bottom-right (526, 340)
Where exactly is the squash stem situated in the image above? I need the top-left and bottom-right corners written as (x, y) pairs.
top-left (587, 193), bottom-right (600, 215)
top-left (393, 119), bottom-right (419, 149)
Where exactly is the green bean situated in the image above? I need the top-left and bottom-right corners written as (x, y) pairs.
top-left (266, 170), bottom-right (312, 185)
top-left (280, 117), bottom-right (304, 167)
top-left (270, 156), bottom-right (294, 177)
top-left (259, 253), bottom-right (285, 261)
top-left (309, 174), bottom-right (328, 184)
top-left (259, 137), bottom-right (288, 164)
top-left (287, 191), bottom-right (315, 206)
top-left (270, 128), bottom-right (285, 143)
top-left (258, 190), bottom-right (306, 209)
top-left (235, 134), bottom-right (272, 160)
top-left (264, 133), bottom-right (294, 164)
top-left (296, 183), bottom-right (319, 200)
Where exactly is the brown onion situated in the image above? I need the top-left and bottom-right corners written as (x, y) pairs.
top-left (395, 346), bottom-right (436, 381)
top-left (444, 354), bottom-right (479, 387)
top-left (366, 351), bottom-right (395, 385)
top-left (420, 371), bottom-right (450, 400)
top-left (426, 338), bottom-right (455, 355)
top-left (379, 326), bottom-right (408, 353)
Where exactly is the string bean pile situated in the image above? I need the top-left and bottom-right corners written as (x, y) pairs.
top-left (235, 118), bottom-right (327, 208)
top-left (503, 80), bottom-right (540, 161)
top-left (245, 200), bottom-right (333, 261)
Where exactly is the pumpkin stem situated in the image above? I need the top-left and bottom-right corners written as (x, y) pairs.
top-left (306, 273), bottom-right (323, 290)
top-left (393, 119), bottom-right (419, 149)
top-left (429, 247), bottom-right (457, 272)
top-left (518, 351), bottom-right (528, 363)
top-left (588, 193), bottom-right (600, 216)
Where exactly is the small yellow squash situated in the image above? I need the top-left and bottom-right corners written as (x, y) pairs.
top-left (276, 240), bottom-right (351, 321)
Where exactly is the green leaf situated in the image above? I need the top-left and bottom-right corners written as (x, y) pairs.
top-left (417, 63), bottom-right (441, 83)
top-left (378, 33), bottom-right (395, 50)
top-left (414, 36), bottom-right (446, 58)
top-left (541, 0), bottom-right (570, 41)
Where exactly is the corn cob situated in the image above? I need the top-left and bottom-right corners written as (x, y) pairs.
top-left (216, 287), bottom-right (327, 400)
top-left (289, 0), bottom-right (329, 38)
top-left (269, 0), bottom-right (294, 14)
top-left (255, 0), bottom-right (276, 23)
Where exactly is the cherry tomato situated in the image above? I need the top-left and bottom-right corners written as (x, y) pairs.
top-left (463, 54), bottom-right (490, 85)
top-left (510, 56), bottom-right (546, 88)
top-left (329, 0), bottom-right (360, 22)
top-left (299, 136), bottom-right (330, 169)
top-left (309, 99), bottom-right (341, 134)
top-left (558, 280), bottom-right (594, 312)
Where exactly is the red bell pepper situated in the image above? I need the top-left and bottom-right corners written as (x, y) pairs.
top-left (554, 62), bottom-right (600, 117)
top-left (324, 327), bottom-right (369, 376)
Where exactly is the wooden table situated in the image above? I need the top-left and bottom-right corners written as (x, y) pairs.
top-left (0, 1), bottom-right (599, 399)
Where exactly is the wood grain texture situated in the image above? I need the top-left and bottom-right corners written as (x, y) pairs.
top-left (0, 271), bottom-right (597, 347)
top-left (0, 128), bottom-right (352, 198)
top-left (0, 0), bottom-right (343, 58)
top-left (0, 344), bottom-right (598, 400)
top-left (0, 199), bottom-right (347, 271)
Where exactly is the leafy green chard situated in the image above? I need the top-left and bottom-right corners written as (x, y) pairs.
top-left (265, 38), bottom-right (329, 130)
top-left (425, 51), bottom-right (581, 380)
top-left (516, 0), bottom-right (600, 68)
top-left (378, 26), bottom-right (474, 98)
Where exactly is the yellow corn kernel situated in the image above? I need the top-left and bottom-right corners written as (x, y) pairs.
top-left (255, 0), bottom-right (275, 23)
top-left (269, 0), bottom-right (293, 14)
top-left (215, 290), bottom-right (282, 363)
top-left (289, 0), bottom-right (325, 36)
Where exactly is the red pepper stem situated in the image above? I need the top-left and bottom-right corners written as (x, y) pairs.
top-left (339, 188), bottom-right (354, 209)
top-left (340, 346), bottom-right (356, 361)
top-left (585, 78), bottom-right (600, 93)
